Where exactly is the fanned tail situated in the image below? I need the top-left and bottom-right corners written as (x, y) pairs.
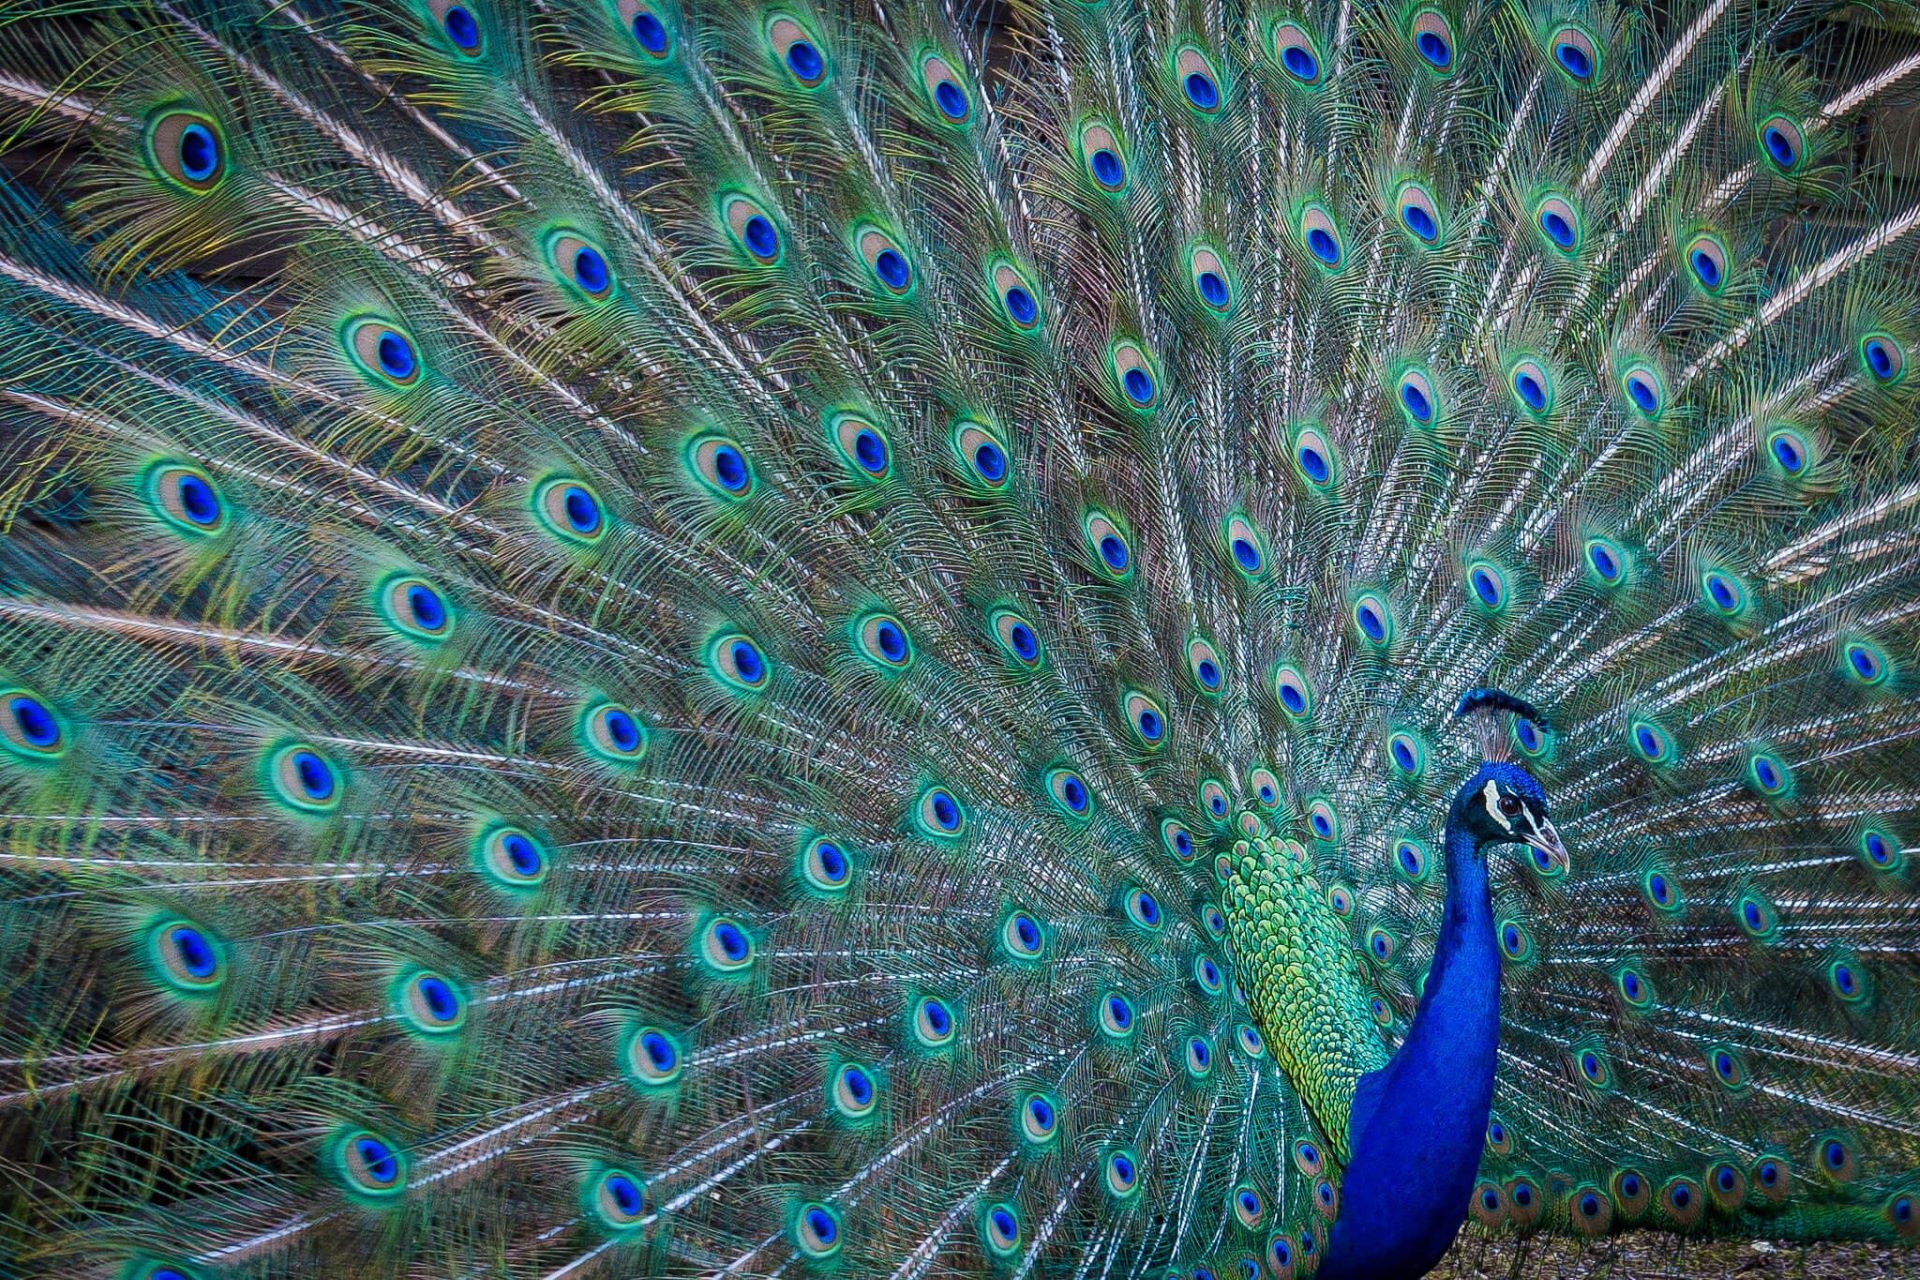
top-left (0, 0), bottom-right (1916, 1277)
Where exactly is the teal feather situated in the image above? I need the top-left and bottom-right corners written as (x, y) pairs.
top-left (0, 0), bottom-right (1918, 1276)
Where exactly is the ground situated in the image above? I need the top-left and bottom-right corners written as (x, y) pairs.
top-left (1438, 1233), bottom-right (1917, 1277)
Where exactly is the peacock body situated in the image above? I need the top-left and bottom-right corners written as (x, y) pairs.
top-left (0, 0), bottom-right (1917, 1276)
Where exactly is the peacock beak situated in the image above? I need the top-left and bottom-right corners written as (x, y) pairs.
top-left (1519, 814), bottom-right (1569, 875)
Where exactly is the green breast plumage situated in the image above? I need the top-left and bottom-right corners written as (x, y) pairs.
top-left (1221, 817), bottom-right (1390, 1162)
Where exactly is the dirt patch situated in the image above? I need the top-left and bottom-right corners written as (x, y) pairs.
top-left (1436, 1232), bottom-right (1917, 1277)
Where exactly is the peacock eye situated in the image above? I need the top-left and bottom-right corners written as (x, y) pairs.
top-left (1498, 793), bottom-right (1523, 817)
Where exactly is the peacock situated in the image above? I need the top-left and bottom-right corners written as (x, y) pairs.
top-left (1, 0), bottom-right (1918, 1276)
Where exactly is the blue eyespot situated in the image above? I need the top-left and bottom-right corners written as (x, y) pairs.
top-left (1102, 993), bottom-right (1134, 1034)
top-left (1091, 148), bottom-right (1124, 187)
top-left (571, 245), bottom-right (611, 295)
top-left (1123, 368), bottom-right (1154, 404)
top-left (800, 837), bottom-right (851, 892)
top-left (702, 917), bottom-right (754, 970)
top-left (1416, 30), bottom-right (1450, 67)
top-left (640, 1030), bottom-right (677, 1074)
top-left (1749, 752), bottom-right (1789, 795)
top-left (968, 439), bottom-right (1007, 483)
top-left (687, 436), bottom-right (754, 501)
top-left (1587, 539), bottom-right (1623, 582)
top-left (1402, 202), bottom-right (1438, 241)
top-left (1353, 595), bottom-right (1391, 645)
top-left (787, 40), bottom-right (823, 81)
top-left (1125, 888), bottom-right (1162, 930)
top-left (152, 462), bottom-right (214, 530)
top-left (834, 1063), bottom-right (876, 1115)
top-left (1024, 1094), bottom-right (1055, 1135)
top-left (562, 490), bottom-right (600, 535)
top-left (1761, 121), bottom-right (1798, 169)
top-left (872, 248), bottom-right (911, 291)
top-left (268, 744), bottom-right (340, 811)
top-left (1771, 432), bottom-right (1804, 472)
top-left (1204, 780), bottom-right (1229, 817)
top-left (1552, 30), bottom-right (1596, 80)
top-left (170, 118), bottom-right (224, 186)
top-left (1185, 72), bottom-right (1219, 110)
top-left (599, 1170), bottom-right (644, 1219)
top-left (796, 1203), bottom-right (841, 1257)
top-left (1625, 371), bottom-right (1661, 415)
top-left (919, 56), bottom-right (971, 123)
top-left (915, 995), bottom-right (955, 1045)
top-left (1397, 841), bottom-right (1425, 878)
top-left (935, 80), bottom-right (968, 119)
top-left (332, 1127), bottom-right (410, 1198)
top-left (1619, 968), bottom-right (1647, 1005)
top-left (918, 786), bottom-right (966, 838)
top-left (1536, 194), bottom-right (1581, 250)
top-left (443, 5), bottom-right (481, 51)
top-left (353, 1136), bottom-right (400, 1184)
top-left (1164, 820), bottom-right (1195, 862)
top-left (1704, 570), bottom-right (1744, 614)
top-left (870, 619), bottom-right (908, 665)
top-left (1196, 957), bottom-right (1222, 991)
top-left (984, 1204), bottom-right (1021, 1254)
top-left (378, 331), bottom-right (416, 381)
top-left (1126, 691), bottom-right (1165, 744)
top-left (1862, 333), bottom-right (1905, 383)
top-left (418, 975), bottom-right (459, 1022)
top-left (530, 477), bottom-right (607, 544)
top-left (1197, 270), bottom-right (1229, 307)
top-left (1272, 23), bottom-right (1324, 86)
top-left (631, 10), bottom-right (669, 54)
top-left (1513, 368), bottom-right (1547, 411)
top-left (477, 825), bottom-right (549, 889)
top-left (1308, 228), bottom-right (1338, 264)
top-left (744, 215), bottom-right (778, 259)
top-left (3, 692), bottom-right (64, 757)
top-left (606, 708), bottom-right (641, 753)
top-left (830, 429), bottom-right (875, 480)
top-left (1400, 379), bottom-right (1432, 422)
top-left (991, 260), bottom-right (1042, 330)
top-left (160, 921), bottom-right (221, 990)
top-left (1631, 721), bottom-right (1672, 763)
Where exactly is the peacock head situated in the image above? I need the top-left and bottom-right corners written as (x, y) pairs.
top-left (1452, 760), bottom-right (1568, 873)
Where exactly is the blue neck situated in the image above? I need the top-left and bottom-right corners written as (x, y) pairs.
top-left (1321, 813), bottom-right (1500, 1280)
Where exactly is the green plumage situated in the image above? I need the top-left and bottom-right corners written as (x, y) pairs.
top-left (0, 0), bottom-right (1916, 1276)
